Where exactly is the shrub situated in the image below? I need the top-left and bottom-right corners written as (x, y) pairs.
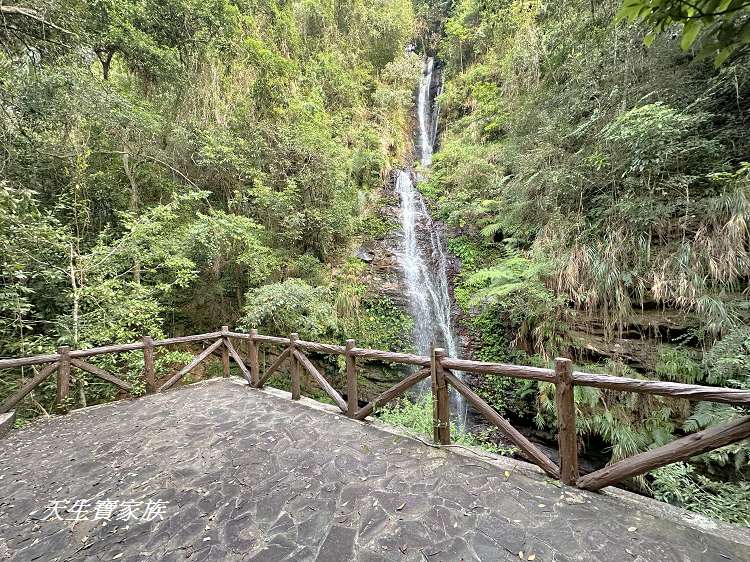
top-left (241, 278), bottom-right (337, 340)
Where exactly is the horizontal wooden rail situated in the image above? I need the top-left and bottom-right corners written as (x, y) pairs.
top-left (297, 340), bottom-right (347, 355)
top-left (572, 371), bottom-right (750, 405)
top-left (349, 347), bottom-right (430, 366)
top-left (0, 332), bottom-right (223, 369)
top-left (442, 357), bottom-right (556, 383)
top-left (3, 327), bottom-right (749, 499)
top-left (228, 332), bottom-right (348, 356)
top-left (228, 332), bottom-right (290, 346)
top-left (3, 330), bottom-right (748, 405)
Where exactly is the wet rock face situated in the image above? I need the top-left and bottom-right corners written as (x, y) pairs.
top-left (354, 247), bottom-right (373, 263)
top-left (567, 308), bottom-right (704, 372)
top-left (357, 183), bottom-right (410, 311)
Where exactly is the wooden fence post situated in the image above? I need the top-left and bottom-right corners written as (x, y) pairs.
top-left (290, 333), bottom-right (300, 400)
top-left (143, 336), bottom-right (156, 393)
top-left (345, 339), bottom-right (357, 417)
top-left (249, 329), bottom-right (259, 386)
top-left (56, 346), bottom-right (70, 410)
top-left (555, 357), bottom-right (578, 485)
top-left (431, 347), bottom-right (450, 445)
top-left (221, 326), bottom-right (230, 378)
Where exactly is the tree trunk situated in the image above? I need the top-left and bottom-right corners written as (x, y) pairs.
top-left (69, 245), bottom-right (86, 407)
top-left (96, 49), bottom-right (114, 81)
top-left (122, 150), bottom-right (141, 284)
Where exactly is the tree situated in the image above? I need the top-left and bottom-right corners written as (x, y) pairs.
top-left (618, 0), bottom-right (750, 65)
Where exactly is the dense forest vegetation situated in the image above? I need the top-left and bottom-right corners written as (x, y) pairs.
top-left (1, 0), bottom-right (749, 525)
top-left (1, 0), bottom-right (420, 398)
top-left (425, 0), bottom-right (750, 523)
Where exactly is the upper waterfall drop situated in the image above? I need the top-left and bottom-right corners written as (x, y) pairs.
top-left (417, 57), bottom-right (435, 168)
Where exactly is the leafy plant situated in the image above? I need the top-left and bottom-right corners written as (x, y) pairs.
top-left (617, 0), bottom-right (750, 66)
top-left (378, 393), bottom-right (517, 456)
top-left (651, 462), bottom-right (750, 526)
top-left (241, 279), bottom-right (338, 341)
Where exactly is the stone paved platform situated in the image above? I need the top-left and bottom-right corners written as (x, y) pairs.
top-left (1, 378), bottom-right (748, 561)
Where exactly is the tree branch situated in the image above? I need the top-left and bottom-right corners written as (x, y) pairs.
top-left (0, 5), bottom-right (73, 35)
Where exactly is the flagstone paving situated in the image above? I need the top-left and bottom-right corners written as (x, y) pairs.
top-left (1, 377), bottom-right (748, 561)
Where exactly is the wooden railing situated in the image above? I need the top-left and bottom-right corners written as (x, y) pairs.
top-left (1, 327), bottom-right (749, 492)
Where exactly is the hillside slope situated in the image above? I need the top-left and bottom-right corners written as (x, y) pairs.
top-left (426, 0), bottom-right (750, 524)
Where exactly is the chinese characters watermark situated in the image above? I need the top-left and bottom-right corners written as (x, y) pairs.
top-left (39, 498), bottom-right (168, 523)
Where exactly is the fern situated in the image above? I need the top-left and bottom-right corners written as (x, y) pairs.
top-left (480, 222), bottom-right (503, 239)
top-left (703, 327), bottom-right (750, 388)
top-left (651, 463), bottom-right (750, 526)
top-left (683, 402), bottom-right (741, 433)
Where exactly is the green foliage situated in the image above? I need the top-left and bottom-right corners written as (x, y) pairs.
top-left (703, 327), bottom-right (750, 388)
top-left (655, 346), bottom-right (703, 384)
top-left (435, 0), bottom-right (750, 340)
top-left (600, 102), bottom-right (720, 180)
top-left (357, 214), bottom-right (397, 240)
top-left (651, 462), bottom-right (750, 526)
top-left (241, 279), bottom-right (338, 341)
top-left (432, 5), bottom-right (750, 519)
top-left (351, 299), bottom-right (415, 351)
top-left (466, 255), bottom-right (566, 359)
top-left (446, 236), bottom-right (504, 311)
top-left (0, 0), bottom-right (418, 417)
top-left (447, 236), bottom-right (484, 274)
top-left (378, 393), bottom-right (516, 456)
top-left (618, 0), bottom-right (750, 66)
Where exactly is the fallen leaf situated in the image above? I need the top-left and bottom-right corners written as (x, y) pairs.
top-left (504, 470), bottom-right (511, 479)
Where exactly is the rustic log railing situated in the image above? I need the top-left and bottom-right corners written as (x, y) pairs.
top-left (1, 327), bottom-right (749, 492)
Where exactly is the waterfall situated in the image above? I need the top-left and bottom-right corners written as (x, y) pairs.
top-left (394, 171), bottom-right (457, 358)
top-left (395, 57), bottom-right (467, 426)
top-left (417, 57), bottom-right (435, 167)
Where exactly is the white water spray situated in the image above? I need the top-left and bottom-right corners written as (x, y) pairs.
top-left (395, 57), bottom-right (467, 426)
top-left (417, 57), bottom-right (435, 167)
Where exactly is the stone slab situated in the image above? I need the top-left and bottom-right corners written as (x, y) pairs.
top-left (0, 378), bottom-right (748, 561)
top-left (0, 410), bottom-right (15, 439)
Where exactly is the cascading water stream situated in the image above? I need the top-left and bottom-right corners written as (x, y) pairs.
top-left (417, 57), bottom-right (435, 168)
top-left (395, 56), bottom-right (467, 427)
